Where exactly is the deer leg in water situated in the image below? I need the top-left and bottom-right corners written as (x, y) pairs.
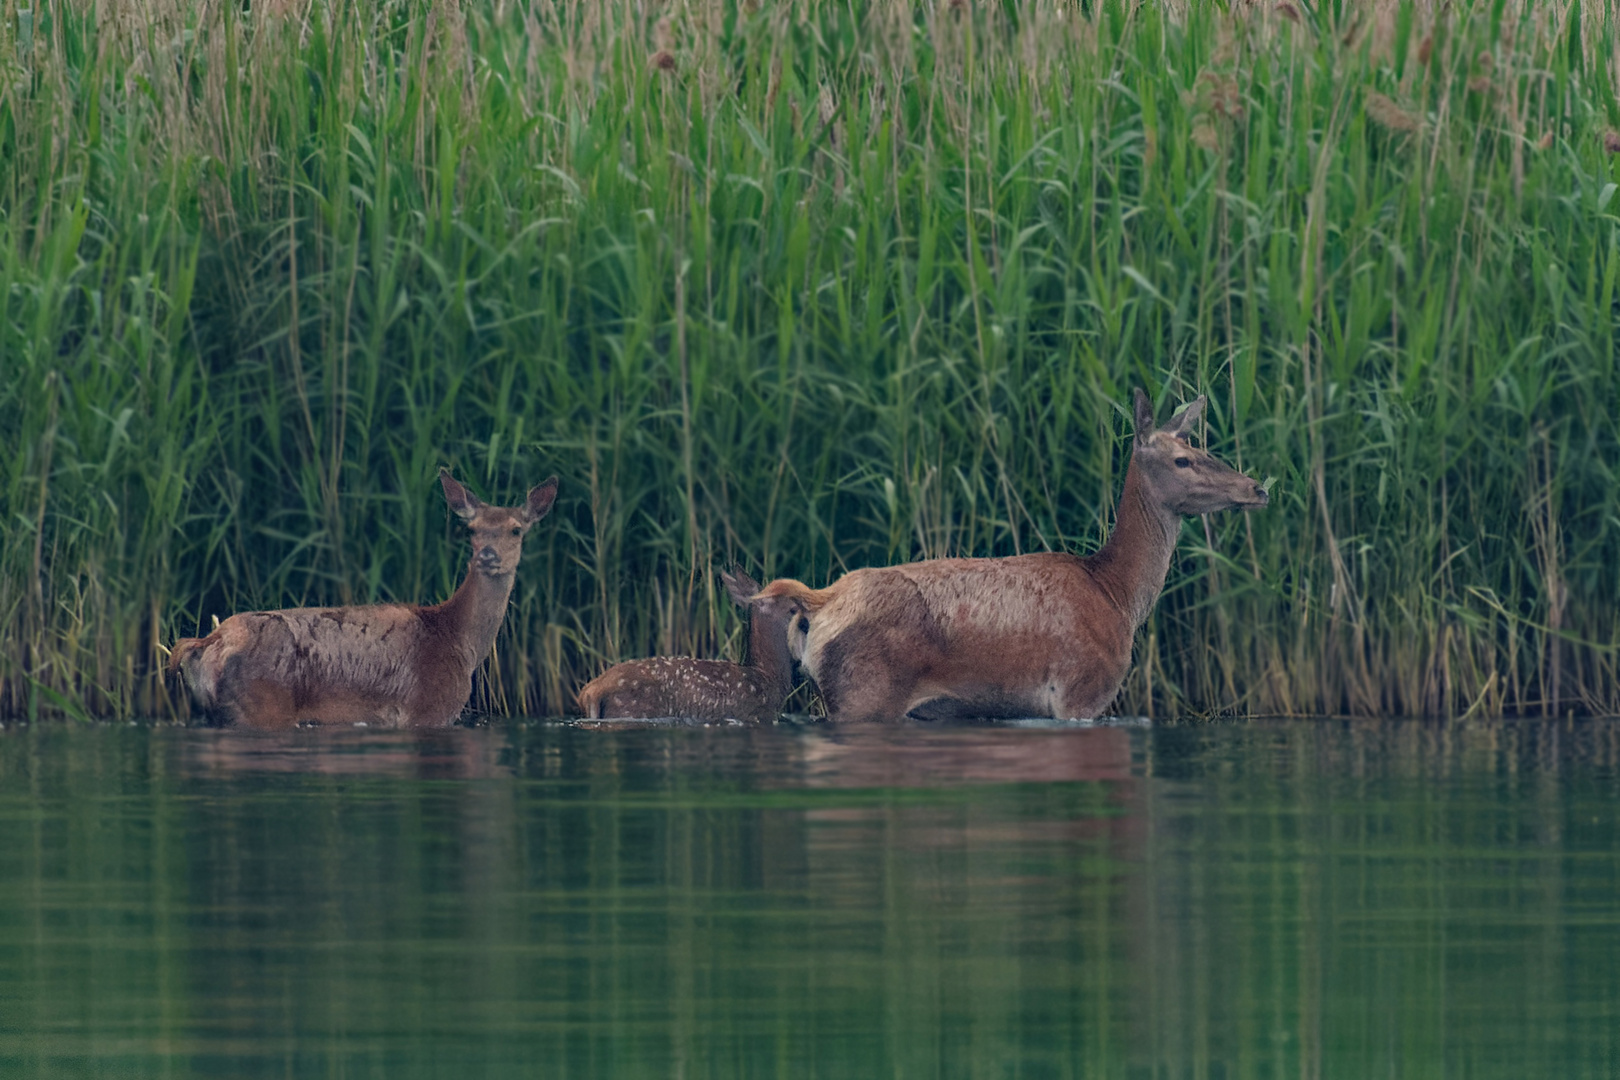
top-left (815, 646), bottom-right (925, 724)
top-left (224, 681), bottom-right (298, 729)
top-left (1049, 671), bottom-right (1129, 721)
top-left (821, 677), bottom-right (921, 723)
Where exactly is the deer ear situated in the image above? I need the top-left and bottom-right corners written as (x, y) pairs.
top-left (440, 469), bottom-right (480, 522)
top-left (720, 568), bottom-right (760, 607)
top-left (1163, 395), bottom-right (1206, 438)
top-left (523, 476), bottom-right (559, 523)
top-left (1133, 388), bottom-right (1156, 442)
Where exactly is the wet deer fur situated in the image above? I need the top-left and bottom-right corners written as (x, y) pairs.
top-left (755, 390), bottom-right (1269, 722)
top-left (576, 569), bottom-right (805, 722)
top-left (168, 470), bottom-right (559, 729)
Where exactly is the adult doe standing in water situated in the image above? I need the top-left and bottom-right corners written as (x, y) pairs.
top-left (575, 568), bottom-right (804, 723)
top-left (755, 390), bottom-right (1269, 722)
top-left (169, 469), bottom-right (559, 728)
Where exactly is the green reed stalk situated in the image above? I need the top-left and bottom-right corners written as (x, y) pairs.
top-left (1, 0), bottom-right (1617, 719)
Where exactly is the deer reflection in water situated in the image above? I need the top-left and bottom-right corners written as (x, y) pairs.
top-left (173, 720), bottom-right (1147, 910)
top-left (170, 718), bottom-right (1140, 798)
top-left (180, 726), bottom-right (514, 780)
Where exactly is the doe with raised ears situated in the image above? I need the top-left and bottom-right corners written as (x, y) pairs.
top-left (754, 389), bottom-right (1269, 722)
top-left (576, 568), bottom-right (805, 723)
top-left (168, 469), bottom-right (559, 729)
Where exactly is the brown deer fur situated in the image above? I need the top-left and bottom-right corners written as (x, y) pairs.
top-left (755, 390), bottom-right (1268, 722)
top-left (576, 569), bottom-right (805, 722)
top-left (168, 470), bottom-right (559, 729)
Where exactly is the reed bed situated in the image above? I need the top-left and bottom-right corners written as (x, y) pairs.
top-left (2, 0), bottom-right (1617, 720)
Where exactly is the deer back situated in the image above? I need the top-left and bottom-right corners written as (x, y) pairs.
top-left (791, 555), bottom-right (1133, 699)
top-left (577, 656), bottom-right (778, 722)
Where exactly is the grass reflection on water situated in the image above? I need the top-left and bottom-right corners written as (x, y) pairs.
top-left (0, 718), bottom-right (1617, 1078)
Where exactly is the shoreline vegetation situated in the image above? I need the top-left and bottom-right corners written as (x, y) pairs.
top-left (2, 0), bottom-right (1617, 721)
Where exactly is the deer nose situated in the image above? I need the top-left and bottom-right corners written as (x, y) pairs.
top-left (1251, 481), bottom-right (1269, 506)
top-left (476, 545), bottom-right (501, 568)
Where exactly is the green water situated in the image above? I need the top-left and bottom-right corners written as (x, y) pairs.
top-left (1, 718), bottom-right (1617, 1078)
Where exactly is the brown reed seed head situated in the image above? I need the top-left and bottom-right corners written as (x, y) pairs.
top-left (1198, 71), bottom-right (1243, 121)
top-left (1536, 131), bottom-right (1555, 151)
top-left (1276, 2), bottom-right (1301, 24)
top-left (1604, 130), bottom-right (1620, 154)
top-left (1416, 34), bottom-right (1433, 65)
top-left (651, 50), bottom-right (676, 73)
top-left (1366, 92), bottom-right (1419, 133)
top-left (1192, 118), bottom-right (1220, 153)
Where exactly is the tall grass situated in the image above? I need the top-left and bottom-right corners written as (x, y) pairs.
top-left (2, 0), bottom-right (1617, 720)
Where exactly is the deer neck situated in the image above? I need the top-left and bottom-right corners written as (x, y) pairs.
top-left (435, 561), bottom-right (519, 674)
top-left (747, 612), bottom-right (796, 701)
top-left (1085, 455), bottom-right (1182, 631)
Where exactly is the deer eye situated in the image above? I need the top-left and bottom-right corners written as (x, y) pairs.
top-left (510, 526), bottom-right (522, 536)
top-left (1175, 457), bottom-right (1192, 469)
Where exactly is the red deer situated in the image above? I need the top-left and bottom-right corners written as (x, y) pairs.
top-left (168, 469), bottom-right (559, 728)
top-left (576, 569), bottom-right (805, 722)
top-left (755, 390), bottom-right (1269, 722)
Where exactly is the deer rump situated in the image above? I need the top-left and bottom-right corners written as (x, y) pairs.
top-left (172, 604), bottom-right (461, 728)
top-left (796, 553), bottom-right (1132, 722)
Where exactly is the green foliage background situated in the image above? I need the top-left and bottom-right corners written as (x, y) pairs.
top-left (2, 0), bottom-right (1617, 719)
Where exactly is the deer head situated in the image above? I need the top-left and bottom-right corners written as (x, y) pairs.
top-left (719, 568), bottom-right (762, 608)
top-left (721, 567), bottom-right (806, 669)
top-left (440, 468), bottom-right (560, 577)
top-left (722, 568), bottom-right (804, 618)
top-left (1131, 389), bottom-right (1268, 516)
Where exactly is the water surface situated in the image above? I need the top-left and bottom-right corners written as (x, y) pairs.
top-left (2, 718), bottom-right (1617, 1078)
